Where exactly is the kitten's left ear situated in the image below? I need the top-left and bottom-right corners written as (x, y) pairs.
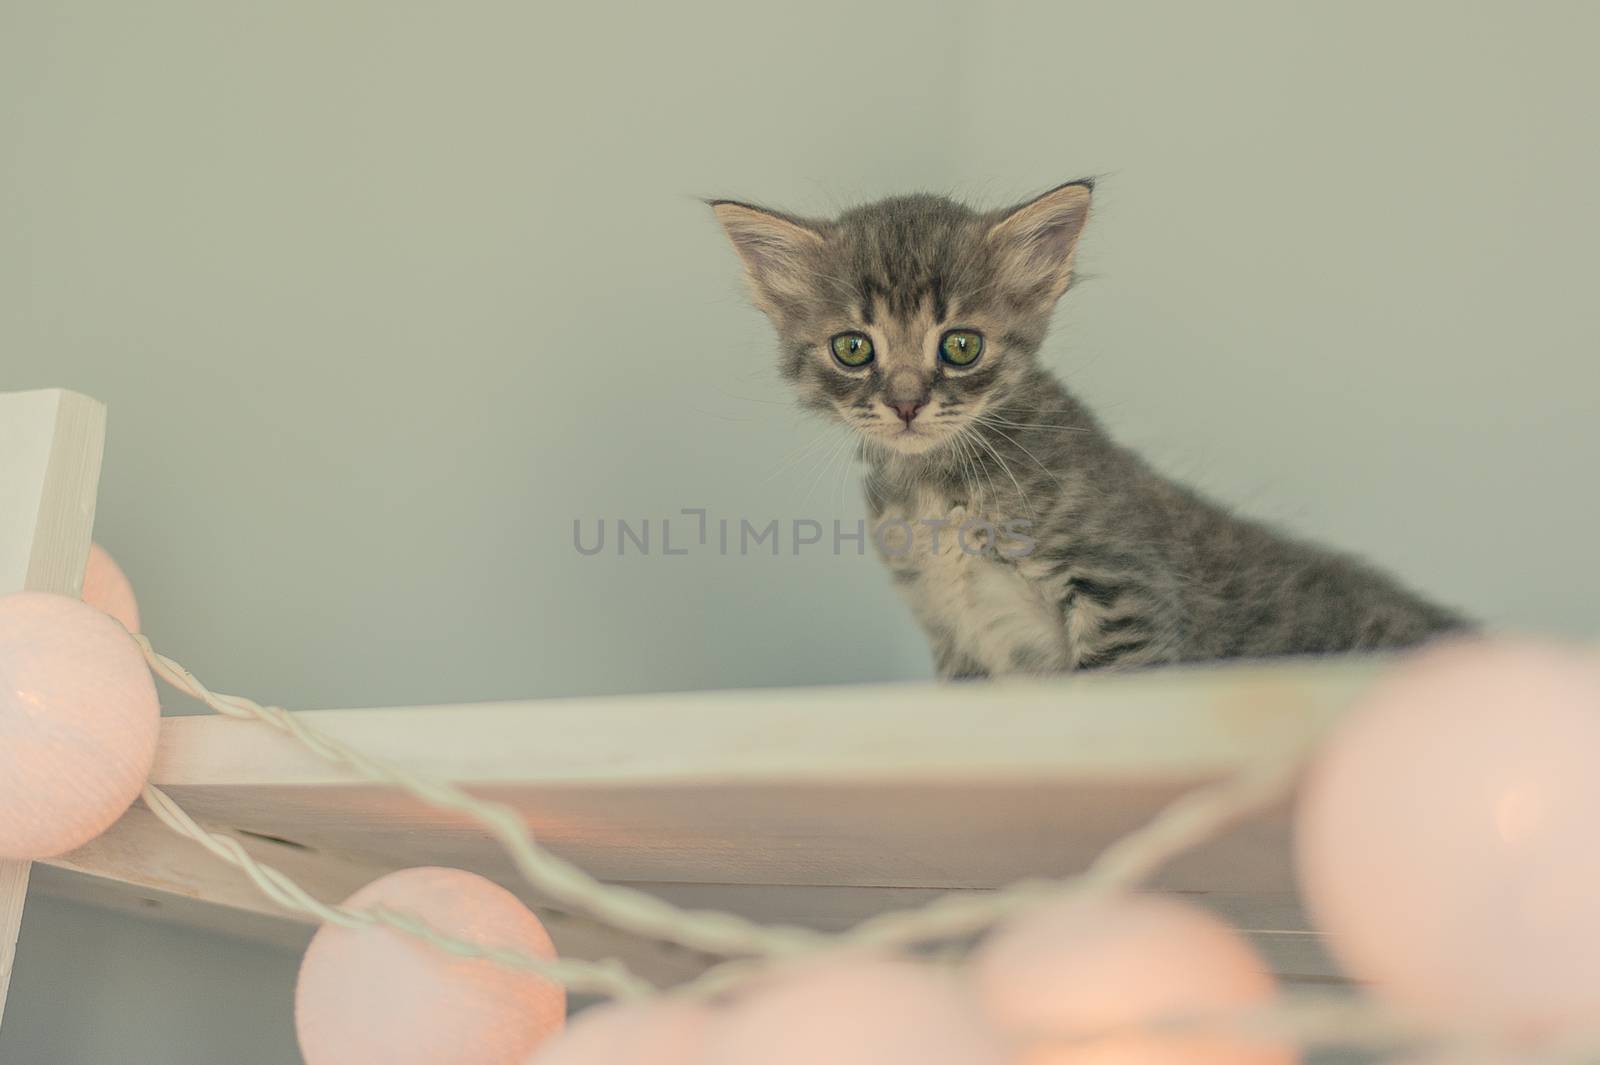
top-left (987, 179), bottom-right (1094, 306)
top-left (709, 200), bottom-right (825, 319)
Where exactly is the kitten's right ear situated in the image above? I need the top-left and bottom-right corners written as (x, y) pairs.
top-left (709, 200), bottom-right (825, 318)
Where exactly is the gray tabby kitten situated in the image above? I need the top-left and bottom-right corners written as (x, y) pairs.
top-left (711, 181), bottom-right (1467, 677)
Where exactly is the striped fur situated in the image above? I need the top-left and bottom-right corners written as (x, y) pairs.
top-left (712, 183), bottom-right (1468, 677)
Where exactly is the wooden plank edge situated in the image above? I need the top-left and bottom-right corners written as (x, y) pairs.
top-left (150, 655), bottom-right (1388, 790)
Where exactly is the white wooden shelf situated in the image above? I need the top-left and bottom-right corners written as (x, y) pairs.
top-left (36, 657), bottom-right (1386, 989)
top-left (2, 387), bottom-right (1377, 1000)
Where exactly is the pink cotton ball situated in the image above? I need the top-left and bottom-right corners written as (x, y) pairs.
top-left (82, 542), bottom-right (140, 633)
top-left (1297, 639), bottom-right (1600, 1036)
top-left (296, 867), bottom-right (566, 1065)
top-left (526, 999), bottom-right (715, 1065)
top-left (0, 591), bottom-right (160, 860)
top-left (970, 894), bottom-right (1290, 1065)
top-left (704, 957), bottom-right (1007, 1065)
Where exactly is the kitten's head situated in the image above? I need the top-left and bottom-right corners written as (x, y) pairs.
top-left (711, 181), bottom-right (1092, 456)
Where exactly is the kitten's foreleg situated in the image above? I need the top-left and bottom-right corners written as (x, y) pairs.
top-left (932, 639), bottom-right (990, 681)
top-left (1047, 573), bottom-right (1185, 672)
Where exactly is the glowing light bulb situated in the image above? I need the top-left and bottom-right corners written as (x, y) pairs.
top-left (296, 867), bottom-right (566, 1065)
top-left (970, 894), bottom-right (1290, 1064)
top-left (0, 592), bottom-right (160, 859)
top-left (1298, 639), bottom-right (1600, 1035)
top-left (526, 999), bottom-right (714, 1064)
top-left (82, 542), bottom-right (140, 633)
top-left (704, 957), bottom-right (1007, 1065)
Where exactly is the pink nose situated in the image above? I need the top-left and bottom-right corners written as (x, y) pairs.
top-left (890, 399), bottom-right (925, 425)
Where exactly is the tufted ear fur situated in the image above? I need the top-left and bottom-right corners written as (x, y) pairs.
top-left (987, 179), bottom-right (1093, 307)
top-left (709, 200), bottom-right (826, 319)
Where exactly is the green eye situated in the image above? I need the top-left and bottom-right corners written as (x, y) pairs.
top-left (939, 329), bottom-right (985, 367)
top-left (831, 332), bottom-right (875, 367)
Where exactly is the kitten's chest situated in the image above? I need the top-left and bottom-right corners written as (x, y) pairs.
top-left (873, 486), bottom-right (1068, 675)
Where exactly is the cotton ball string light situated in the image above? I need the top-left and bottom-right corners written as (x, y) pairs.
top-left (970, 894), bottom-right (1290, 1064)
top-left (1297, 639), bottom-right (1600, 1037)
top-left (82, 542), bottom-right (140, 633)
top-left (0, 591), bottom-right (160, 860)
top-left (526, 999), bottom-right (715, 1065)
top-left (296, 867), bottom-right (566, 1065)
top-left (704, 957), bottom-right (1008, 1065)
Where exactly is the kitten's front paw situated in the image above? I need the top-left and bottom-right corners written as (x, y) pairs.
top-left (910, 505), bottom-right (978, 561)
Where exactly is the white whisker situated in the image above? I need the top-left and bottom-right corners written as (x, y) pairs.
top-left (967, 428), bottom-right (1035, 519)
top-left (766, 425), bottom-right (849, 484)
top-left (975, 418), bottom-right (1090, 433)
top-left (972, 417), bottom-right (1062, 486)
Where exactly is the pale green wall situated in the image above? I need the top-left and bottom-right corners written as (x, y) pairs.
top-left (941, 2), bottom-right (1600, 638)
top-left (2, 2), bottom-right (1595, 1062)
